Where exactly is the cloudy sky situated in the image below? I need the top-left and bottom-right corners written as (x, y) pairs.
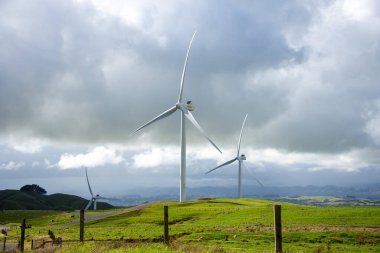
top-left (1, 0), bottom-right (379, 198)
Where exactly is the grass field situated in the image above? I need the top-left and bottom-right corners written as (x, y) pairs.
top-left (1, 198), bottom-right (379, 252)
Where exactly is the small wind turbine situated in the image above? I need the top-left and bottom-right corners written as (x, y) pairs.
top-left (206, 114), bottom-right (262, 198)
top-left (84, 167), bottom-right (102, 210)
top-left (135, 31), bottom-right (222, 202)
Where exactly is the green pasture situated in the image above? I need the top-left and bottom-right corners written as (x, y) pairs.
top-left (1, 198), bottom-right (379, 252)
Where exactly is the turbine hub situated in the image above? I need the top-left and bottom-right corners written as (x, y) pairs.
top-left (240, 154), bottom-right (246, 160)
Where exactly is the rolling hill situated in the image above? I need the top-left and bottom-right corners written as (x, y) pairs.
top-left (0, 189), bottom-right (114, 211)
top-left (1, 198), bottom-right (379, 252)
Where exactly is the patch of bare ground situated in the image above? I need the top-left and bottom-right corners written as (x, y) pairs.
top-left (211, 225), bottom-right (380, 233)
top-left (285, 226), bottom-right (380, 232)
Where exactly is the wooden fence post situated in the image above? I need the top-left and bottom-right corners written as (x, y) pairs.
top-left (164, 206), bottom-right (169, 244)
top-left (80, 209), bottom-right (84, 242)
top-left (31, 239), bottom-right (33, 250)
top-left (2, 237), bottom-right (6, 251)
top-left (20, 219), bottom-right (26, 252)
top-left (274, 205), bottom-right (282, 253)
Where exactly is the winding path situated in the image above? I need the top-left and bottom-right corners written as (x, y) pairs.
top-left (53, 203), bottom-right (150, 229)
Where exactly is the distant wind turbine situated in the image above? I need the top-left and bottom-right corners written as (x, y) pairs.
top-left (84, 167), bottom-right (104, 210)
top-left (135, 31), bottom-right (222, 202)
top-left (206, 114), bottom-right (262, 198)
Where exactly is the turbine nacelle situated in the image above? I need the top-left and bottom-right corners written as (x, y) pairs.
top-left (186, 101), bottom-right (194, 111)
top-left (176, 101), bottom-right (194, 111)
top-left (239, 154), bottom-right (246, 160)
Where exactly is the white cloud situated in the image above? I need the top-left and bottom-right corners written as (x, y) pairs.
top-left (188, 146), bottom-right (225, 163)
top-left (131, 145), bottom-right (227, 170)
top-left (8, 136), bottom-right (44, 154)
top-left (342, 0), bottom-right (375, 21)
top-left (246, 148), bottom-right (379, 172)
top-left (0, 161), bottom-right (25, 170)
top-left (58, 146), bottom-right (124, 169)
top-left (132, 146), bottom-right (178, 168)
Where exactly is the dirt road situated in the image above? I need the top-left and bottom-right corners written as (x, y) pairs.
top-left (53, 203), bottom-right (150, 229)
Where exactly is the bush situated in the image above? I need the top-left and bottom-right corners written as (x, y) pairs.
top-left (20, 184), bottom-right (47, 195)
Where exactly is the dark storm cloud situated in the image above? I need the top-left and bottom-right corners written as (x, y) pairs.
top-left (0, 0), bottom-right (303, 143)
top-left (0, 0), bottom-right (109, 139)
top-left (0, 0), bottom-right (379, 158)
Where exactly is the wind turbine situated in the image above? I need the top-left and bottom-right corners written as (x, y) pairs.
top-left (135, 31), bottom-right (222, 202)
top-left (206, 114), bottom-right (262, 198)
top-left (84, 167), bottom-right (102, 210)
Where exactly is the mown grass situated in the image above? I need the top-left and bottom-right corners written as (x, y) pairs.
top-left (1, 198), bottom-right (379, 252)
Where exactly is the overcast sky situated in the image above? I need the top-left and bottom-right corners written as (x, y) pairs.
top-left (1, 0), bottom-right (379, 198)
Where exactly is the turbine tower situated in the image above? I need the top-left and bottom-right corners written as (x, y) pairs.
top-left (84, 167), bottom-right (102, 210)
top-left (135, 32), bottom-right (222, 202)
top-left (206, 114), bottom-right (262, 198)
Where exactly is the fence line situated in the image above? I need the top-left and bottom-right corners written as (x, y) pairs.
top-left (4, 205), bottom-right (286, 252)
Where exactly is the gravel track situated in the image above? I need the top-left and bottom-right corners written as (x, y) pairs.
top-left (53, 203), bottom-right (150, 229)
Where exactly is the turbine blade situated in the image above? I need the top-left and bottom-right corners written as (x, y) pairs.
top-left (85, 168), bottom-right (94, 197)
top-left (242, 162), bottom-right (263, 187)
top-left (180, 107), bottom-right (222, 153)
top-left (205, 157), bottom-right (238, 174)
top-left (135, 106), bottom-right (177, 132)
top-left (237, 114), bottom-right (248, 157)
top-left (178, 31), bottom-right (197, 103)
top-left (85, 199), bottom-right (92, 210)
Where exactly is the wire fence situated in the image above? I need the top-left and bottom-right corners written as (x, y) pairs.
top-left (1, 204), bottom-right (378, 252)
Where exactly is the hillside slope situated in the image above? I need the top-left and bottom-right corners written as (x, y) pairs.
top-left (0, 189), bottom-right (114, 211)
top-left (1, 198), bottom-right (379, 252)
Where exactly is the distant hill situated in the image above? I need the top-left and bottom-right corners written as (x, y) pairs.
top-left (113, 184), bottom-right (380, 206)
top-left (0, 189), bottom-right (114, 211)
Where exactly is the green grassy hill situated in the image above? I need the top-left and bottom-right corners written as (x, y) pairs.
top-left (0, 189), bottom-right (114, 211)
top-left (1, 198), bottom-right (379, 252)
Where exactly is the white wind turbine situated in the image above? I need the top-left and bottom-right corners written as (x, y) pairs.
top-left (84, 167), bottom-right (102, 210)
top-left (206, 114), bottom-right (262, 198)
top-left (135, 32), bottom-right (222, 202)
